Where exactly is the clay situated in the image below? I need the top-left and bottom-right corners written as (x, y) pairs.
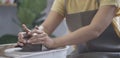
top-left (21, 34), bottom-right (42, 52)
top-left (21, 44), bottom-right (42, 52)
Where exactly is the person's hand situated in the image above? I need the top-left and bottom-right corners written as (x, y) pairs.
top-left (27, 30), bottom-right (55, 49)
top-left (16, 24), bottom-right (55, 49)
top-left (16, 24), bottom-right (31, 47)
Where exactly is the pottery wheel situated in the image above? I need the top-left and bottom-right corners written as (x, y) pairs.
top-left (4, 46), bottom-right (48, 58)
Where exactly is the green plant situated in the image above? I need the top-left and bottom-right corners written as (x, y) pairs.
top-left (0, 35), bottom-right (18, 44)
top-left (17, 0), bottom-right (47, 28)
top-left (0, 0), bottom-right (47, 44)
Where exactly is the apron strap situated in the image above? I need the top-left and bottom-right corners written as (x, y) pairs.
top-left (64, 0), bottom-right (67, 17)
top-left (96, 0), bottom-right (100, 7)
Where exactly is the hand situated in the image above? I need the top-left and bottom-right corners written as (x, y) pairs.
top-left (16, 24), bottom-right (31, 47)
top-left (27, 30), bottom-right (55, 49)
top-left (16, 24), bottom-right (55, 49)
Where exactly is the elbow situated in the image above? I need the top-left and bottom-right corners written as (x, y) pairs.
top-left (89, 25), bottom-right (104, 38)
top-left (92, 30), bottom-right (101, 38)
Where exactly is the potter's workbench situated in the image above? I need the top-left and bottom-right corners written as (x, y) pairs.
top-left (0, 43), bottom-right (15, 58)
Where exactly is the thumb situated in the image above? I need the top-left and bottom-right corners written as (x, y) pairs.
top-left (22, 24), bottom-right (31, 34)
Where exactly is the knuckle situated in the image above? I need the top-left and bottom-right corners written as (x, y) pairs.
top-left (18, 32), bottom-right (26, 36)
top-left (18, 32), bottom-right (22, 36)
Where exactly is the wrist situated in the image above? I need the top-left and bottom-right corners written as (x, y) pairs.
top-left (49, 38), bottom-right (57, 49)
top-left (51, 39), bottom-right (58, 48)
top-left (46, 38), bottom-right (58, 49)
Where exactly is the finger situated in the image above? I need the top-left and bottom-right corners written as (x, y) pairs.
top-left (31, 37), bottom-right (46, 44)
top-left (18, 32), bottom-right (25, 37)
top-left (15, 42), bottom-right (22, 47)
top-left (34, 33), bottom-right (47, 38)
top-left (26, 35), bottom-right (37, 43)
top-left (32, 33), bottom-right (47, 40)
top-left (35, 25), bottom-right (39, 30)
top-left (26, 32), bottom-right (48, 44)
top-left (26, 26), bottom-right (39, 36)
top-left (18, 32), bottom-right (27, 43)
top-left (26, 29), bottom-right (41, 36)
top-left (19, 33), bottom-right (26, 43)
top-left (31, 30), bottom-right (44, 35)
top-left (16, 42), bottom-right (24, 47)
top-left (38, 26), bottom-right (44, 31)
top-left (18, 32), bottom-right (24, 41)
top-left (28, 36), bottom-right (46, 44)
top-left (30, 31), bottom-right (43, 36)
top-left (22, 24), bottom-right (31, 34)
top-left (18, 36), bottom-right (22, 42)
top-left (34, 26), bottom-right (44, 31)
top-left (40, 33), bottom-right (47, 37)
top-left (31, 26), bottom-right (44, 34)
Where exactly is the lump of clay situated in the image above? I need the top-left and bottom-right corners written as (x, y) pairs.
top-left (21, 44), bottom-right (42, 52)
top-left (21, 34), bottom-right (42, 52)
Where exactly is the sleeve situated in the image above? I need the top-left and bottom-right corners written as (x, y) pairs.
top-left (99, 0), bottom-right (117, 7)
top-left (51, 0), bottom-right (65, 16)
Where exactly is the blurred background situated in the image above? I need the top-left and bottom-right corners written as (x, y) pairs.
top-left (0, 0), bottom-right (68, 44)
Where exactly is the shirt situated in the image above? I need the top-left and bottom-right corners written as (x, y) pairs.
top-left (51, 0), bottom-right (116, 16)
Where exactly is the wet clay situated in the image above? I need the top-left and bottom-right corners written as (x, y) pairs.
top-left (21, 34), bottom-right (42, 52)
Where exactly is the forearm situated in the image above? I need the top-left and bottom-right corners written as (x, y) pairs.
top-left (53, 25), bottom-right (99, 48)
top-left (39, 11), bottom-right (64, 35)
